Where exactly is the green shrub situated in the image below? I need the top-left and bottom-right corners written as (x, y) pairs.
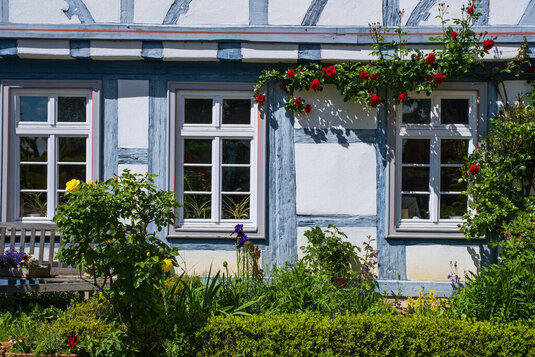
top-left (450, 257), bottom-right (535, 324)
top-left (193, 314), bottom-right (535, 356)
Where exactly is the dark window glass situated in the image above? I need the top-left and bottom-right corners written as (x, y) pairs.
top-left (440, 194), bottom-right (467, 219)
top-left (59, 137), bottom-right (86, 162)
top-left (222, 194), bottom-right (250, 219)
top-left (222, 167), bottom-right (250, 192)
top-left (184, 139), bottom-right (212, 164)
top-left (223, 139), bottom-right (250, 164)
top-left (402, 139), bottom-right (430, 164)
top-left (184, 167), bottom-right (211, 192)
top-left (441, 99), bottom-right (469, 124)
top-left (21, 192), bottom-right (47, 217)
top-left (20, 137), bottom-right (47, 162)
top-left (402, 167), bottom-right (429, 192)
top-left (222, 99), bottom-right (251, 125)
top-left (183, 194), bottom-right (211, 219)
top-left (401, 194), bottom-right (429, 219)
top-left (441, 139), bottom-right (468, 164)
top-left (20, 165), bottom-right (47, 189)
top-left (20, 96), bottom-right (48, 122)
top-left (184, 99), bottom-right (212, 124)
top-left (58, 165), bottom-right (86, 189)
top-left (58, 97), bottom-right (86, 122)
top-left (402, 99), bottom-right (431, 124)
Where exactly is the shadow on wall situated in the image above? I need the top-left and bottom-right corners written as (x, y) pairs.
top-left (295, 85), bottom-right (377, 147)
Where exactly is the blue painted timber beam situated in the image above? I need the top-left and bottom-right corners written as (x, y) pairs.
top-left (163, 0), bottom-right (192, 25)
top-left (301, 0), bottom-right (329, 26)
top-left (63, 0), bottom-right (95, 24)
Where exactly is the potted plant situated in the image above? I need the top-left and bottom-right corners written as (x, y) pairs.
top-left (0, 246), bottom-right (50, 278)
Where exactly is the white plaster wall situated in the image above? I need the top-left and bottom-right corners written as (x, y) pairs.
top-left (317, 0), bottom-right (381, 26)
top-left (117, 80), bottom-right (149, 149)
top-left (163, 41), bottom-right (218, 61)
top-left (17, 40), bottom-right (71, 59)
top-left (177, 0), bottom-right (249, 25)
top-left (268, 0), bottom-right (310, 25)
top-left (406, 244), bottom-right (480, 282)
top-left (294, 85), bottom-right (377, 130)
top-left (297, 226), bottom-right (377, 260)
top-left (241, 43), bottom-right (298, 63)
top-left (84, 0), bottom-right (121, 23)
top-left (489, 0), bottom-right (530, 25)
top-left (9, 0), bottom-right (79, 24)
top-left (399, 0), bottom-right (465, 26)
top-left (321, 45), bottom-right (375, 62)
top-left (295, 143), bottom-right (377, 215)
top-left (501, 80), bottom-right (533, 105)
top-left (134, 0), bottom-right (174, 24)
top-left (117, 164), bottom-right (148, 176)
top-left (177, 250), bottom-right (239, 275)
top-left (90, 41), bottom-right (143, 60)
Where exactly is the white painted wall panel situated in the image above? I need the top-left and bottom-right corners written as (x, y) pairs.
top-left (489, 0), bottom-right (530, 25)
top-left (177, 0), bottom-right (249, 25)
top-left (134, 0), bottom-right (174, 24)
top-left (241, 43), bottom-right (299, 63)
top-left (268, 0), bottom-right (310, 25)
top-left (317, 0), bottom-right (381, 26)
top-left (295, 143), bottom-right (377, 215)
top-left (118, 164), bottom-right (148, 176)
top-left (90, 41), bottom-right (143, 60)
top-left (297, 227), bottom-right (377, 260)
top-left (118, 80), bottom-right (149, 149)
top-left (400, 0), bottom-right (465, 26)
top-left (162, 41), bottom-right (218, 61)
top-left (84, 0), bottom-right (121, 23)
top-left (406, 244), bottom-right (480, 282)
top-left (17, 39), bottom-right (71, 59)
top-left (177, 250), bottom-right (240, 275)
top-left (321, 45), bottom-right (374, 62)
top-left (10, 0), bottom-right (79, 24)
top-left (502, 80), bottom-right (532, 105)
top-left (295, 85), bottom-right (377, 130)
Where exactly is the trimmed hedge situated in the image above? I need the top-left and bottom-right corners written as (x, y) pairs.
top-left (193, 314), bottom-right (535, 356)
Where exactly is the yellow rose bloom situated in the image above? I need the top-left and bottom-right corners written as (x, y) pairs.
top-left (88, 180), bottom-right (94, 186)
top-left (162, 258), bottom-right (173, 272)
top-left (66, 179), bottom-right (81, 193)
top-left (146, 251), bottom-right (150, 257)
top-left (114, 176), bottom-right (118, 182)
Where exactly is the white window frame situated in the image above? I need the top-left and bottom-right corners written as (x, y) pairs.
top-left (168, 82), bottom-right (266, 239)
top-left (1, 81), bottom-right (100, 222)
top-left (386, 82), bottom-right (487, 238)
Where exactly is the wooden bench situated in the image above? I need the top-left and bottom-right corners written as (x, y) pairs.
top-left (0, 222), bottom-right (94, 294)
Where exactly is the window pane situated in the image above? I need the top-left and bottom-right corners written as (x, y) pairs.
top-left (440, 194), bottom-right (467, 219)
top-left (20, 164), bottom-right (47, 189)
top-left (441, 99), bottom-right (469, 124)
top-left (184, 167), bottom-right (211, 192)
top-left (402, 99), bottom-right (431, 124)
top-left (58, 164), bottom-right (86, 189)
top-left (402, 139), bottom-right (429, 164)
top-left (441, 167), bottom-right (466, 192)
top-left (401, 194), bottom-right (429, 219)
top-left (402, 167), bottom-right (429, 191)
top-left (20, 137), bottom-right (47, 162)
top-left (19, 96), bottom-right (48, 122)
top-left (184, 139), bottom-right (212, 164)
top-left (223, 139), bottom-right (250, 164)
top-left (183, 194), bottom-right (211, 219)
top-left (222, 167), bottom-right (250, 192)
top-left (58, 97), bottom-right (86, 122)
top-left (21, 192), bottom-right (47, 217)
top-left (222, 99), bottom-right (251, 125)
top-left (184, 99), bottom-right (212, 124)
top-left (222, 194), bottom-right (250, 219)
top-left (59, 137), bottom-right (86, 162)
top-left (441, 139), bottom-right (468, 164)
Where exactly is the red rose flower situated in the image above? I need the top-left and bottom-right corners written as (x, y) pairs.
top-left (322, 65), bottom-right (336, 77)
top-left (359, 71), bottom-right (369, 81)
top-left (256, 93), bottom-right (265, 103)
top-left (294, 97), bottom-right (303, 106)
top-left (415, 57), bottom-right (420, 61)
top-left (467, 7), bottom-right (475, 15)
top-left (483, 39), bottom-right (494, 50)
top-left (426, 52), bottom-right (436, 65)
top-left (528, 66), bottom-right (535, 74)
top-left (310, 79), bottom-right (322, 91)
top-left (469, 164), bottom-right (480, 175)
top-left (398, 93), bottom-right (407, 103)
top-left (433, 72), bottom-right (446, 84)
top-left (369, 94), bottom-right (382, 107)
top-left (506, 117), bottom-right (510, 122)
top-left (280, 84), bottom-right (287, 91)
top-left (426, 76), bottom-right (432, 82)
top-left (457, 224), bottom-right (461, 227)
top-left (370, 73), bottom-right (382, 80)
top-left (286, 69), bottom-right (295, 78)
top-left (450, 31), bottom-right (458, 39)
top-left (305, 104), bottom-right (312, 113)
top-left (66, 336), bottom-right (80, 349)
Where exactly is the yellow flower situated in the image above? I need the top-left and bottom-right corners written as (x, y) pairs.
top-left (88, 180), bottom-right (94, 186)
top-left (162, 258), bottom-right (173, 272)
top-left (114, 176), bottom-right (118, 182)
top-left (146, 251), bottom-right (150, 257)
top-left (66, 179), bottom-right (81, 193)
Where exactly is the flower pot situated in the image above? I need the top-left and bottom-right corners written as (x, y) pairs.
top-left (0, 266), bottom-right (51, 279)
top-left (0, 341), bottom-right (10, 350)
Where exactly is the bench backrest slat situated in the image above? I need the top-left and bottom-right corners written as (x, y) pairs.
top-left (29, 229), bottom-right (36, 256)
top-left (38, 228), bottom-right (46, 264)
top-left (0, 227), bottom-right (5, 253)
